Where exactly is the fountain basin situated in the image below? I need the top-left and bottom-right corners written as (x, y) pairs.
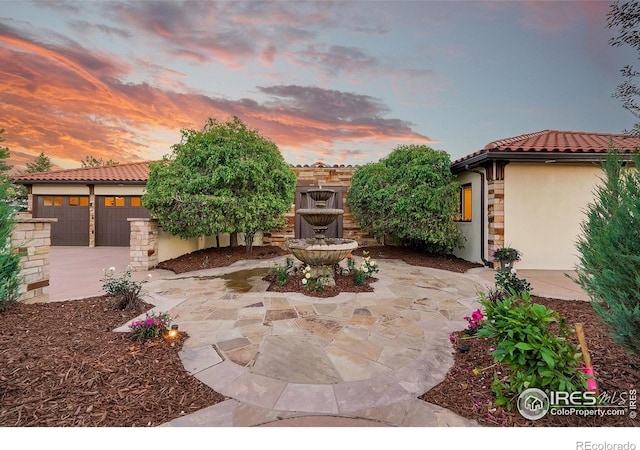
top-left (286, 238), bottom-right (358, 267)
top-left (297, 208), bottom-right (345, 227)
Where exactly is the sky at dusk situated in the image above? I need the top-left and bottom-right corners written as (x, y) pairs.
top-left (1, 0), bottom-right (638, 172)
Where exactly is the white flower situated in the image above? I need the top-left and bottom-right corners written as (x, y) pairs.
top-left (108, 266), bottom-right (116, 272)
top-left (369, 260), bottom-right (376, 266)
top-left (363, 267), bottom-right (368, 273)
top-left (305, 266), bottom-right (311, 272)
top-left (147, 274), bottom-right (153, 279)
top-left (305, 272), bottom-right (311, 279)
top-left (302, 278), bottom-right (308, 285)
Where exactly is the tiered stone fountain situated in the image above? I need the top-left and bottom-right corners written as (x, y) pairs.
top-left (286, 188), bottom-right (358, 284)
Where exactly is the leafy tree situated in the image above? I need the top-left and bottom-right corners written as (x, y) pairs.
top-left (574, 151), bottom-right (640, 360)
top-left (0, 178), bottom-right (22, 310)
top-left (0, 129), bottom-right (12, 177)
top-left (607, 1), bottom-right (640, 133)
top-left (143, 116), bottom-right (297, 253)
top-left (346, 144), bottom-right (464, 254)
top-left (80, 155), bottom-right (119, 167)
top-left (24, 152), bottom-right (52, 173)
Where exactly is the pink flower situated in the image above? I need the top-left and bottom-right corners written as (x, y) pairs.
top-left (489, 346), bottom-right (496, 352)
top-left (449, 335), bottom-right (457, 344)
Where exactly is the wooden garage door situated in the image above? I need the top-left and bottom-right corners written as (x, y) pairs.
top-left (34, 195), bottom-right (90, 246)
top-left (95, 196), bottom-right (151, 246)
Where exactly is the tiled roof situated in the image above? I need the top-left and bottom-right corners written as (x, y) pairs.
top-left (453, 130), bottom-right (640, 166)
top-left (13, 161), bottom-right (151, 184)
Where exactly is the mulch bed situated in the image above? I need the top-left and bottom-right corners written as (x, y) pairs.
top-left (422, 296), bottom-right (640, 427)
top-left (264, 272), bottom-right (377, 298)
top-left (0, 296), bottom-right (226, 427)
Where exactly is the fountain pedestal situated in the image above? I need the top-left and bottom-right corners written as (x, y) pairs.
top-left (285, 188), bottom-right (358, 285)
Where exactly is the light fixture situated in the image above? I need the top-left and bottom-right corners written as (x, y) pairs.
top-left (168, 324), bottom-right (179, 339)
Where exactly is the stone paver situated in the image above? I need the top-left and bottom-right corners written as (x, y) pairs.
top-left (137, 257), bottom-right (483, 426)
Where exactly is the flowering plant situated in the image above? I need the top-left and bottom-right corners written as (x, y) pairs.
top-left (490, 247), bottom-right (521, 263)
top-left (129, 311), bottom-right (172, 341)
top-left (101, 265), bottom-right (151, 310)
top-left (352, 251), bottom-right (379, 286)
top-left (463, 308), bottom-right (484, 332)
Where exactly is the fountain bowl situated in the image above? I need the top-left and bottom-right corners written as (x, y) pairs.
top-left (286, 238), bottom-right (358, 267)
top-left (297, 208), bottom-right (344, 227)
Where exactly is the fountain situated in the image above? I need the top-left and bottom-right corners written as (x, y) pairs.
top-left (285, 188), bottom-right (358, 284)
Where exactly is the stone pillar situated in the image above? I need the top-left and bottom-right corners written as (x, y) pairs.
top-left (88, 184), bottom-right (96, 247)
top-left (486, 161), bottom-right (506, 252)
top-left (128, 218), bottom-right (159, 271)
top-left (11, 216), bottom-right (57, 304)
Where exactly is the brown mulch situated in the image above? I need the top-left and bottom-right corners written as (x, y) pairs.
top-left (0, 296), bottom-right (226, 427)
top-left (3, 244), bottom-right (638, 427)
top-left (156, 245), bottom-right (290, 274)
top-left (264, 272), bottom-right (377, 298)
top-left (422, 296), bottom-right (640, 427)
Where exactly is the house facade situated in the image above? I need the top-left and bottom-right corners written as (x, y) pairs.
top-left (451, 130), bottom-right (640, 270)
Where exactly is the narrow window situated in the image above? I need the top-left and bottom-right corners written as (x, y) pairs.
top-left (54, 196), bottom-right (63, 207)
top-left (43, 196), bottom-right (53, 206)
top-left (130, 196), bottom-right (142, 207)
top-left (79, 197), bottom-right (89, 207)
top-left (115, 196), bottom-right (125, 207)
top-left (68, 197), bottom-right (79, 206)
top-left (105, 197), bottom-right (115, 207)
top-left (455, 184), bottom-right (472, 222)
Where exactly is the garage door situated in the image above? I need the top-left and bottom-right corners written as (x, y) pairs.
top-left (95, 196), bottom-right (151, 246)
top-left (34, 195), bottom-right (90, 246)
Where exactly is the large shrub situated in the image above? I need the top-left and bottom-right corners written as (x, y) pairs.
top-left (346, 144), bottom-right (464, 254)
top-left (0, 179), bottom-right (22, 311)
top-left (574, 151), bottom-right (640, 359)
top-left (143, 116), bottom-right (297, 253)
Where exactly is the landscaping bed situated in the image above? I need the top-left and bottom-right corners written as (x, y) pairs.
top-left (2, 244), bottom-right (637, 427)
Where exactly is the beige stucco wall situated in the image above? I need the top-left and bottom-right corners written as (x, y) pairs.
top-left (32, 184), bottom-right (90, 195)
top-left (504, 163), bottom-right (603, 270)
top-left (453, 170), bottom-right (485, 264)
top-left (94, 185), bottom-right (145, 195)
top-left (157, 229), bottom-right (233, 263)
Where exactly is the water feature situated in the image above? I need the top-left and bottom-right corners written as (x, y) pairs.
top-left (285, 188), bottom-right (358, 283)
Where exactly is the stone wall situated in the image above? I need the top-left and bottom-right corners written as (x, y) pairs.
top-left (128, 218), bottom-right (159, 271)
top-left (263, 165), bottom-right (378, 248)
top-left (10, 215), bottom-right (57, 303)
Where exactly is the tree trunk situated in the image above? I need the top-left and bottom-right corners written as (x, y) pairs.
top-left (230, 232), bottom-right (239, 247)
top-left (244, 230), bottom-right (256, 254)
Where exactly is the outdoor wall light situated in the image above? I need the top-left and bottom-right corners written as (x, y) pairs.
top-left (168, 324), bottom-right (179, 339)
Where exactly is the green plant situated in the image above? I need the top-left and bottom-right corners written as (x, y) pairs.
top-left (129, 311), bottom-right (172, 341)
top-left (490, 246), bottom-right (521, 262)
top-left (574, 151), bottom-right (640, 359)
top-left (352, 251), bottom-right (379, 286)
top-left (300, 265), bottom-right (327, 291)
top-left (477, 292), bottom-right (586, 409)
top-left (142, 116), bottom-right (297, 254)
top-left (271, 256), bottom-right (293, 286)
top-left (495, 267), bottom-right (531, 295)
top-left (346, 144), bottom-right (464, 254)
top-left (101, 265), bottom-right (150, 310)
top-left (0, 179), bottom-right (22, 311)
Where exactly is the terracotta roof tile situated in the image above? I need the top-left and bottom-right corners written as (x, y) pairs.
top-left (13, 161), bottom-right (151, 184)
top-left (454, 130), bottom-right (640, 165)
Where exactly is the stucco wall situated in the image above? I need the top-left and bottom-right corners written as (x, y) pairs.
top-left (32, 185), bottom-right (90, 195)
top-left (94, 185), bottom-right (145, 195)
top-left (453, 170), bottom-right (485, 264)
top-left (503, 163), bottom-right (603, 270)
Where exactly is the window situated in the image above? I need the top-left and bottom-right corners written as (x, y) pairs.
top-left (130, 197), bottom-right (142, 207)
top-left (43, 196), bottom-right (53, 206)
top-left (68, 196), bottom-right (89, 206)
top-left (105, 197), bottom-right (125, 207)
top-left (54, 196), bottom-right (63, 206)
top-left (455, 184), bottom-right (472, 222)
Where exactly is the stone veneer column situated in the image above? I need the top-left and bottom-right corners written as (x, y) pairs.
top-left (487, 178), bottom-right (505, 252)
top-left (128, 218), bottom-right (159, 271)
top-left (11, 215), bottom-right (57, 303)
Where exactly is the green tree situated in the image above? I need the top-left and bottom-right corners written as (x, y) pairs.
top-left (143, 116), bottom-right (297, 253)
top-left (80, 155), bottom-right (119, 167)
top-left (24, 152), bottom-right (52, 173)
top-left (574, 151), bottom-right (640, 360)
top-left (607, 1), bottom-right (640, 133)
top-left (346, 144), bottom-right (464, 254)
top-left (0, 129), bottom-right (12, 177)
top-left (0, 178), bottom-right (22, 310)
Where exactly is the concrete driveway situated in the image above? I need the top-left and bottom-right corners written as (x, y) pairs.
top-left (49, 246), bottom-right (168, 302)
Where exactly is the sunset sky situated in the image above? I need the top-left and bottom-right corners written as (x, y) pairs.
top-left (1, 0), bottom-right (637, 171)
